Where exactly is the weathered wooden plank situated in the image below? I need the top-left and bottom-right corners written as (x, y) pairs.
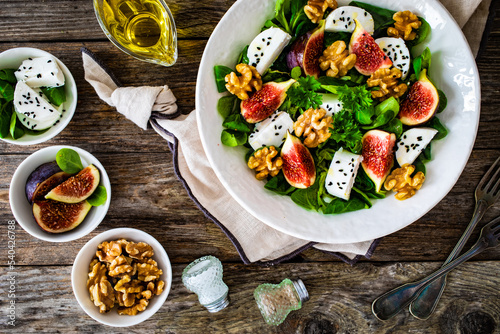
top-left (0, 0), bottom-right (236, 42)
top-left (0, 262), bottom-right (499, 333)
top-left (1, 151), bottom-right (500, 266)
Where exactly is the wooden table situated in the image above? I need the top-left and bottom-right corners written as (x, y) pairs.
top-left (1, 1), bottom-right (499, 333)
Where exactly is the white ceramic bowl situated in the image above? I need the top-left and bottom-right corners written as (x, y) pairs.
top-left (0, 47), bottom-right (78, 145)
top-left (9, 145), bottom-right (111, 242)
top-left (72, 228), bottom-right (172, 327)
top-left (196, 0), bottom-right (480, 243)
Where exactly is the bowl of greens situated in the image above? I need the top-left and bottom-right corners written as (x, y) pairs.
top-left (0, 47), bottom-right (78, 145)
top-left (195, 0), bottom-right (480, 243)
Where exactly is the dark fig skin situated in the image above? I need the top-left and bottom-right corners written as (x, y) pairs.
top-left (25, 161), bottom-right (62, 204)
top-left (286, 21), bottom-right (324, 78)
top-left (31, 171), bottom-right (71, 202)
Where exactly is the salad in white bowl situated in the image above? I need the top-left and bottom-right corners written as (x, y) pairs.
top-left (196, 0), bottom-right (479, 243)
top-left (213, 0), bottom-right (447, 215)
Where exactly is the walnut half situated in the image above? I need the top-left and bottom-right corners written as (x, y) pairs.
top-left (225, 64), bottom-right (262, 100)
top-left (384, 164), bottom-right (425, 200)
top-left (387, 11), bottom-right (422, 41)
top-left (367, 68), bottom-right (408, 101)
top-left (319, 40), bottom-right (356, 78)
top-left (304, 0), bottom-right (338, 23)
top-left (293, 108), bottom-right (332, 148)
top-left (248, 146), bottom-right (283, 180)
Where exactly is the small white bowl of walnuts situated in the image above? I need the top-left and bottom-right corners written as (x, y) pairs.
top-left (71, 228), bottom-right (172, 327)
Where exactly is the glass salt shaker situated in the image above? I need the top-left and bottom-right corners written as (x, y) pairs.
top-left (254, 278), bottom-right (309, 326)
top-left (182, 255), bottom-right (230, 313)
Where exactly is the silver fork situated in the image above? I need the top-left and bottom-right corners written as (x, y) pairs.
top-left (370, 155), bottom-right (500, 321)
top-left (372, 215), bottom-right (500, 321)
top-left (409, 155), bottom-right (500, 320)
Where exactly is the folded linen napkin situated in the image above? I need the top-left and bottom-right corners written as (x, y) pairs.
top-left (82, 0), bottom-right (491, 265)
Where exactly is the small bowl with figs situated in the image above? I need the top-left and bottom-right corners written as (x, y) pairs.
top-left (9, 145), bottom-right (111, 242)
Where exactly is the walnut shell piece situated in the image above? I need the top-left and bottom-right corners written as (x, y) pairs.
top-left (225, 63), bottom-right (263, 100)
top-left (293, 108), bottom-right (333, 148)
top-left (248, 146), bottom-right (283, 180)
top-left (387, 11), bottom-right (422, 41)
top-left (319, 40), bottom-right (357, 78)
top-left (367, 68), bottom-right (408, 101)
top-left (384, 164), bottom-right (425, 200)
top-left (304, 0), bottom-right (338, 23)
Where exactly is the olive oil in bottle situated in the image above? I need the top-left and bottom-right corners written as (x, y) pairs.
top-left (95, 0), bottom-right (177, 66)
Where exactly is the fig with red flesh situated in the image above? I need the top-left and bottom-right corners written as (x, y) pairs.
top-left (361, 130), bottom-right (396, 192)
top-left (281, 131), bottom-right (316, 189)
top-left (33, 200), bottom-right (92, 233)
top-left (286, 20), bottom-right (325, 78)
top-left (25, 161), bottom-right (62, 204)
top-left (241, 79), bottom-right (295, 123)
top-left (349, 19), bottom-right (392, 76)
top-left (31, 171), bottom-right (71, 202)
top-left (45, 164), bottom-right (100, 203)
top-left (398, 69), bottom-right (440, 125)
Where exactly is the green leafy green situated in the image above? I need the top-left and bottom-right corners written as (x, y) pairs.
top-left (87, 186), bottom-right (108, 206)
top-left (217, 95), bottom-right (237, 119)
top-left (290, 66), bottom-right (302, 80)
top-left (222, 114), bottom-right (252, 133)
top-left (291, 180), bottom-right (319, 211)
top-left (324, 31), bottom-right (351, 47)
top-left (323, 196), bottom-right (369, 214)
top-left (56, 148), bottom-right (84, 174)
top-left (427, 117), bottom-right (448, 140)
top-left (287, 76), bottom-right (323, 109)
top-left (349, 1), bottom-right (396, 32)
top-left (40, 86), bottom-right (66, 107)
top-left (221, 130), bottom-right (247, 147)
top-left (275, 0), bottom-right (292, 34)
top-left (381, 118), bottom-right (403, 138)
top-left (335, 85), bottom-right (374, 125)
top-left (329, 109), bottom-right (363, 153)
top-left (0, 102), bottom-right (12, 138)
top-left (237, 45), bottom-right (250, 65)
top-left (265, 173), bottom-right (296, 195)
top-left (413, 47), bottom-right (432, 78)
top-left (213, 66), bottom-right (233, 93)
top-left (10, 111), bottom-right (24, 139)
top-left (262, 69), bottom-right (290, 83)
top-left (0, 80), bottom-right (14, 102)
top-left (362, 97), bottom-right (399, 129)
top-left (408, 17), bottom-right (431, 49)
top-left (437, 89), bottom-right (447, 114)
top-left (0, 69), bottom-right (17, 84)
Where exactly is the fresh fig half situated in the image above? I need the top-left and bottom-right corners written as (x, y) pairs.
top-left (25, 161), bottom-right (62, 204)
top-left (349, 19), bottom-right (392, 76)
top-left (286, 20), bottom-right (325, 78)
top-left (398, 69), bottom-right (439, 125)
top-left (32, 171), bottom-right (71, 202)
top-left (241, 79), bottom-right (295, 123)
top-left (281, 131), bottom-right (316, 189)
top-left (33, 200), bottom-right (92, 233)
top-left (45, 165), bottom-right (100, 203)
top-left (361, 130), bottom-right (396, 192)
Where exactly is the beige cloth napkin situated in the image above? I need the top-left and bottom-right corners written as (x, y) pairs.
top-left (82, 0), bottom-right (491, 264)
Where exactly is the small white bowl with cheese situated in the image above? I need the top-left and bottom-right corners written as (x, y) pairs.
top-left (0, 47), bottom-right (77, 145)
